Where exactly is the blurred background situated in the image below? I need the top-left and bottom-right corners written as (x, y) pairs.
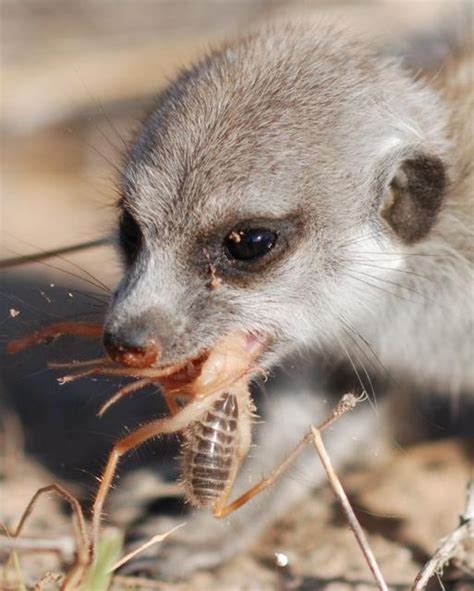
top-left (1, 1), bottom-right (471, 589)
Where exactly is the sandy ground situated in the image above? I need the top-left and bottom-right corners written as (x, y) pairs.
top-left (1, 417), bottom-right (473, 589)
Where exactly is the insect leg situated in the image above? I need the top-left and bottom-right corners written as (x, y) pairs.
top-left (7, 484), bottom-right (90, 588)
top-left (163, 391), bottom-right (184, 415)
top-left (213, 394), bottom-right (360, 518)
top-left (7, 322), bottom-right (103, 354)
top-left (91, 391), bottom-right (223, 551)
top-left (97, 379), bottom-right (155, 417)
top-left (213, 431), bottom-right (312, 518)
top-left (97, 380), bottom-right (187, 417)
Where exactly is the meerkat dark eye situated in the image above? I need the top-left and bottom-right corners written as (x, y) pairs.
top-left (224, 228), bottom-right (277, 261)
top-left (119, 209), bottom-right (142, 265)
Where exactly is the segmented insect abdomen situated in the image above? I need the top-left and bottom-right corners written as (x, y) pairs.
top-left (182, 393), bottom-right (239, 508)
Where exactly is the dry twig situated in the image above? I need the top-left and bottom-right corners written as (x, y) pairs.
top-left (34, 571), bottom-right (65, 591)
top-left (412, 479), bottom-right (474, 590)
top-left (311, 425), bottom-right (389, 591)
top-left (108, 523), bottom-right (186, 574)
top-left (112, 574), bottom-right (188, 589)
top-left (0, 535), bottom-right (75, 559)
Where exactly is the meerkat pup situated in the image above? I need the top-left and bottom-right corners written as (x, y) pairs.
top-left (100, 19), bottom-right (473, 577)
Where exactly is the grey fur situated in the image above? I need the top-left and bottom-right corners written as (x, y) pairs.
top-left (105, 20), bottom-right (473, 577)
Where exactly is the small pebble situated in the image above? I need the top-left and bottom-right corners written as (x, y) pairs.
top-left (275, 552), bottom-right (289, 567)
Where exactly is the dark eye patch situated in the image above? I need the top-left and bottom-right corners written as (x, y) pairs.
top-left (199, 213), bottom-right (304, 286)
top-left (119, 209), bottom-right (143, 265)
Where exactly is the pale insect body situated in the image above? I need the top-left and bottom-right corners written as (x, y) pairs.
top-left (181, 388), bottom-right (255, 509)
top-left (179, 332), bottom-right (260, 512)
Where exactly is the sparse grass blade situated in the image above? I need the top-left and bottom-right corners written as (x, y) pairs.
top-left (79, 529), bottom-right (123, 591)
top-left (108, 523), bottom-right (186, 574)
top-left (11, 551), bottom-right (27, 591)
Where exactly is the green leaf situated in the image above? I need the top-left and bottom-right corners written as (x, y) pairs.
top-left (79, 529), bottom-right (123, 591)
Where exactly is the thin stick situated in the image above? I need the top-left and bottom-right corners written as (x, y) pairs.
top-left (0, 237), bottom-right (110, 270)
top-left (0, 535), bottom-right (75, 559)
top-left (412, 479), bottom-right (474, 590)
top-left (311, 426), bottom-right (389, 591)
top-left (34, 572), bottom-right (64, 591)
top-left (112, 574), bottom-right (188, 590)
top-left (108, 523), bottom-right (186, 573)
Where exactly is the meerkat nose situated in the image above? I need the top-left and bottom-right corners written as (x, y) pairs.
top-left (103, 328), bottom-right (160, 369)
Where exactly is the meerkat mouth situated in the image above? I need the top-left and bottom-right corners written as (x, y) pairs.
top-left (151, 331), bottom-right (268, 391)
top-left (7, 321), bottom-right (268, 418)
top-left (91, 330), bottom-right (269, 417)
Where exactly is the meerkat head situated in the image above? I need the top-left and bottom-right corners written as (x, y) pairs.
top-left (103, 21), bottom-right (448, 370)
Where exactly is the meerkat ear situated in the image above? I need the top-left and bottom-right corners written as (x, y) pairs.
top-left (375, 143), bottom-right (447, 244)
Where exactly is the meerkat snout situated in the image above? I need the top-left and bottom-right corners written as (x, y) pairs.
top-left (103, 315), bottom-right (160, 368)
